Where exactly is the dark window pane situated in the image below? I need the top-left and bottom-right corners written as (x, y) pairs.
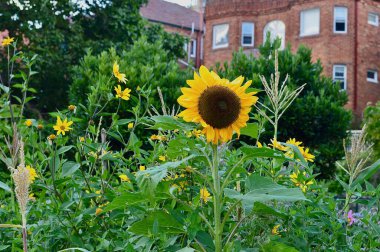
top-left (367, 71), bottom-right (375, 79)
top-left (243, 36), bottom-right (252, 45)
top-left (335, 22), bottom-right (345, 31)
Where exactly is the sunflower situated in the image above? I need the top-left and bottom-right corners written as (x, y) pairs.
top-left (177, 66), bottom-right (258, 144)
top-left (53, 116), bottom-right (73, 135)
top-left (114, 85), bottom-right (131, 100)
top-left (2, 37), bottom-right (14, 47)
top-left (113, 62), bottom-right (127, 83)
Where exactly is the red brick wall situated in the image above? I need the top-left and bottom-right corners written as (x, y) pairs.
top-left (204, 0), bottom-right (380, 116)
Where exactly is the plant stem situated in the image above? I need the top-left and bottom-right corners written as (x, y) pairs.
top-left (212, 144), bottom-right (222, 252)
top-left (21, 213), bottom-right (28, 252)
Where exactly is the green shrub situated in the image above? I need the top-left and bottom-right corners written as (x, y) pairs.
top-left (215, 39), bottom-right (352, 178)
top-left (363, 101), bottom-right (380, 159)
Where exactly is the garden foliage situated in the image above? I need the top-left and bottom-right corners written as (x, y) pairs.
top-left (215, 39), bottom-right (352, 178)
top-left (0, 38), bottom-right (379, 252)
top-left (363, 101), bottom-right (380, 159)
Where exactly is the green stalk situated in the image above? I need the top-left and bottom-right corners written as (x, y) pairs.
top-left (211, 144), bottom-right (222, 252)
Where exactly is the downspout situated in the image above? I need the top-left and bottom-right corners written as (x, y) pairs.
top-left (353, 0), bottom-right (359, 112)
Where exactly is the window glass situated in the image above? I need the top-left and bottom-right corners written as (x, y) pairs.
top-left (368, 13), bottom-right (379, 26)
top-left (213, 24), bottom-right (229, 49)
top-left (241, 22), bottom-right (254, 46)
top-left (367, 70), bottom-right (378, 83)
top-left (333, 65), bottom-right (347, 90)
top-left (300, 8), bottom-right (320, 36)
top-left (334, 7), bottom-right (347, 33)
top-left (190, 39), bottom-right (196, 57)
top-left (263, 20), bottom-right (285, 49)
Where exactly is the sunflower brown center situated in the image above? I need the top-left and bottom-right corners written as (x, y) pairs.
top-left (60, 125), bottom-right (66, 130)
top-left (198, 86), bottom-right (241, 129)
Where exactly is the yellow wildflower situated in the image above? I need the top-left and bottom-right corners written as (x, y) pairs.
top-left (139, 165), bottom-right (146, 171)
top-left (53, 116), bottom-right (73, 136)
top-left (301, 148), bottom-right (315, 162)
top-left (48, 134), bottom-right (56, 141)
top-left (269, 139), bottom-right (288, 151)
top-left (159, 156), bottom-right (166, 162)
top-left (68, 105), bottom-right (76, 112)
top-left (79, 137), bottom-right (85, 142)
top-left (113, 62), bottom-right (127, 83)
top-left (136, 86), bottom-right (141, 91)
top-left (25, 119), bottom-right (33, 127)
top-left (95, 208), bottom-right (103, 215)
top-left (271, 224), bottom-right (280, 235)
top-left (114, 85), bottom-right (131, 101)
top-left (290, 171), bottom-right (313, 193)
top-left (128, 122), bottom-right (134, 129)
top-left (200, 187), bottom-right (211, 203)
top-left (26, 165), bottom-right (38, 183)
top-left (2, 37), bottom-right (14, 47)
top-left (37, 124), bottom-right (43, 130)
top-left (119, 174), bottom-right (130, 182)
top-left (29, 193), bottom-right (36, 201)
top-left (286, 138), bottom-right (302, 147)
top-left (257, 141), bottom-right (263, 148)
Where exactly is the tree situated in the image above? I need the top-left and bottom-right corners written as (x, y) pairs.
top-left (0, 0), bottom-right (185, 112)
top-left (215, 38), bottom-right (352, 178)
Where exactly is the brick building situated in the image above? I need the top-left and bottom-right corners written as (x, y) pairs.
top-left (204, 0), bottom-right (380, 117)
top-left (140, 0), bottom-right (204, 68)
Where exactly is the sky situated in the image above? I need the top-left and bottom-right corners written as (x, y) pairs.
top-left (164, 0), bottom-right (194, 7)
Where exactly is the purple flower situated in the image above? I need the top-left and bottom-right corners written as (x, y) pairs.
top-left (347, 210), bottom-right (357, 226)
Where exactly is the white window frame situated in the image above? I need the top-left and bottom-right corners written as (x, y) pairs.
top-left (334, 6), bottom-right (348, 33)
top-left (263, 20), bottom-right (286, 50)
top-left (333, 65), bottom-right (347, 90)
top-left (300, 8), bottom-right (320, 37)
top-left (190, 39), bottom-right (196, 58)
top-left (367, 70), bottom-right (378, 83)
top-left (368, 13), bottom-right (379, 26)
top-left (212, 23), bottom-right (229, 49)
top-left (241, 22), bottom-right (254, 47)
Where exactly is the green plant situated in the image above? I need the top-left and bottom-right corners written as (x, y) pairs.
top-left (363, 101), bottom-right (380, 159)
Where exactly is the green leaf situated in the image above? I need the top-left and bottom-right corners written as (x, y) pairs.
top-left (117, 119), bottom-right (134, 125)
top-left (252, 202), bottom-right (287, 219)
top-left (58, 248), bottom-right (91, 252)
top-left (240, 145), bottom-right (285, 159)
top-left (351, 159), bottom-right (380, 187)
top-left (0, 181), bottom-right (11, 193)
top-left (149, 116), bottom-right (194, 131)
top-left (240, 123), bottom-right (259, 139)
top-left (262, 241), bottom-right (299, 252)
top-left (61, 161), bottom-right (81, 177)
top-left (0, 245), bottom-right (10, 251)
top-left (103, 192), bottom-right (147, 212)
top-left (57, 146), bottom-right (74, 155)
top-left (225, 174), bottom-right (307, 209)
top-left (128, 210), bottom-right (184, 235)
top-left (176, 248), bottom-right (195, 252)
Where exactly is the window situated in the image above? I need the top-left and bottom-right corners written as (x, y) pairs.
top-left (263, 20), bottom-right (285, 49)
top-left (300, 8), bottom-right (320, 36)
top-left (183, 42), bottom-right (188, 53)
top-left (241, 22), bottom-right (254, 46)
top-left (190, 39), bottom-right (196, 57)
top-left (367, 70), bottom-right (378, 83)
top-left (212, 24), bottom-right (229, 49)
top-left (368, 13), bottom-right (379, 26)
top-left (333, 65), bottom-right (347, 90)
top-left (334, 7), bottom-right (347, 33)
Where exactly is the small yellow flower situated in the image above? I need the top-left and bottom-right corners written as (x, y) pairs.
top-left (136, 86), bottom-right (141, 91)
top-left (68, 105), bottom-right (76, 112)
top-left (139, 165), bottom-right (146, 171)
top-left (257, 141), bottom-right (263, 148)
top-left (114, 85), bottom-right (131, 101)
top-left (269, 139), bottom-right (288, 151)
top-left (25, 119), bottom-right (33, 127)
top-left (2, 37), bottom-right (14, 47)
top-left (37, 124), bottom-right (43, 130)
top-left (113, 62), bottom-right (127, 83)
top-left (200, 187), bottom-right (211, 203)
top-left (79, 137), bottom-right (85, 142)
top-left (29, 193), bottom-right (36, 201)
top-left (128, 122), bottom-right (134, 129)
top-left (286, 138), bottom-right (303, 147)
top-left (119, 174), bottom-right (130, 182)
top-left (290, 171), bottom-right (313, 193)
top-left (192, 129), bottom-right (203, 138)
top-left (53, 116), bottom-right (73, 135)
top-left (271, 224), bottom-right (280, 235)
top-left (26, 165), bottom-right (38, 183)
top-left (95, 208), bottom-right (103, 215)
top-left (159, 156), bottom-right (166, 162)
top-left (48, 134), bottom-right (56, 141)
top-left (301, 148), bottom-right (315, 162)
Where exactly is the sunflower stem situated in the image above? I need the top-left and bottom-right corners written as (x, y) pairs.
top-left (211, 144), bottom-right (222, 252)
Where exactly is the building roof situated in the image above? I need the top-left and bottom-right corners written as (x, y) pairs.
top-left (140, 0), bottom-right (203, 31)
